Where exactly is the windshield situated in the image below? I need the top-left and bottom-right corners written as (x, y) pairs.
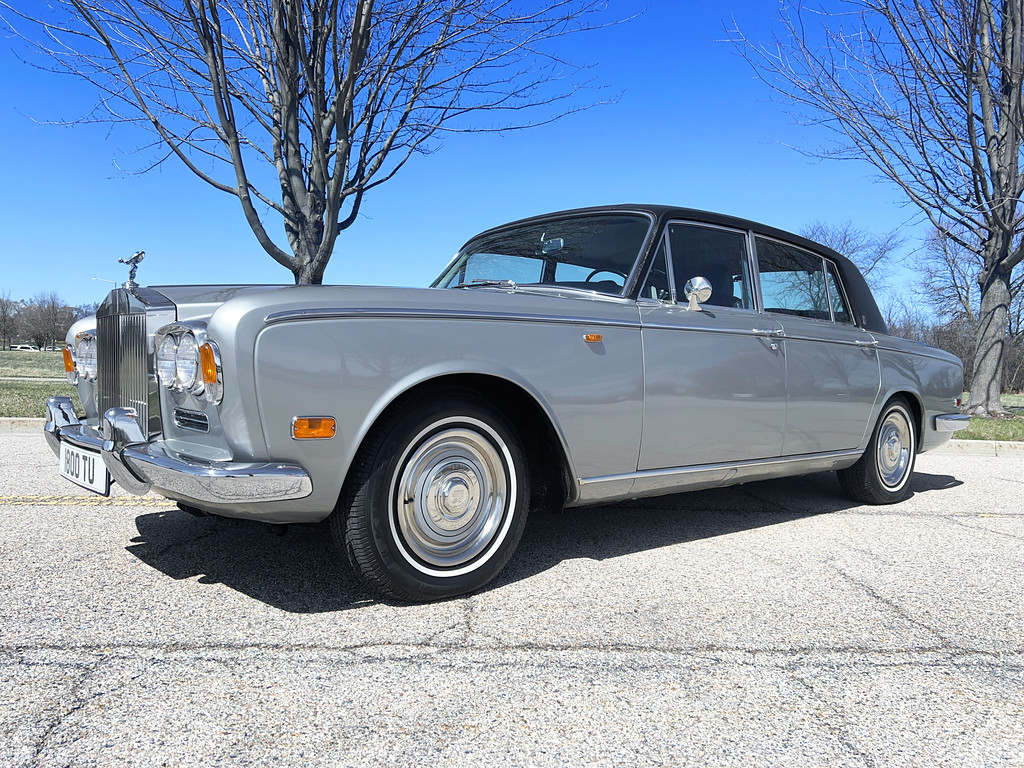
top-left (433, 213), bottom-right (652, 295)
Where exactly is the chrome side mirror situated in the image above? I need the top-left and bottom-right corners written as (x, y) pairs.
top-left (684, 276), bottom-right (712, 311)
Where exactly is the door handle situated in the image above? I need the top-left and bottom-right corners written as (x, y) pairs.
top-left (854, 339), bottom-right (879, 348)
top-left (752, 328), bottom-right (783, 337)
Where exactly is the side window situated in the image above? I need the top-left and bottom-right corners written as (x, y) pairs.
top-left (640, 237), bottom-right (672, 301)
top-left (825, 262), bottom-right (853, 324)
top-left (756, 238), bottom-right (832, 321)
top-left (667, 224), bottom-right (753, 309)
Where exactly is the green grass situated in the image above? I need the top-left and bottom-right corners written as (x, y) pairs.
top-left (956, 417), bottom-right (1024, 441)
top-left (0, 351), bottom-right (78, 417)
top-left (0, 350), bottom-right (66, 379)
top-left (0, 380), bottom-right (81, 418)
top-left (998, 393), bottom-right (1024, 410)
top-left (956, 391), bottom-right (1024, 440)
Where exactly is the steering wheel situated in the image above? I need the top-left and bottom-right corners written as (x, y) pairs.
top-left (584, 268), bottom-right (628, 283)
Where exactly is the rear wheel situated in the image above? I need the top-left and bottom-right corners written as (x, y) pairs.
top-left (838, 396), bottom-right (917, 504)
top-left (333, 391), bottom-right (529, 602)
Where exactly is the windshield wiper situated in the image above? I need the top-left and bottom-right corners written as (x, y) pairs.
top-left (453, 279), bottom-right (518, 289)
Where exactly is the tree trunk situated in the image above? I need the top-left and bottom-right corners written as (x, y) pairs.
top-left (966, 262), bottom-right (1012, 416)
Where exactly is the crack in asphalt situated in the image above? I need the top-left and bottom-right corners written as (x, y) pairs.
top-left (787, 672), bottom-right (879, 768)
top-left (24, 658), bottom-right (150, 763)
top-left (943, 515), bottom-right (1024, 543)
top-left (4, 643), bottom-right (1021, 666)
top-left (830, 565), bottom-right (953, 648)
top-left (13, 645), bottom-right (1017, 766)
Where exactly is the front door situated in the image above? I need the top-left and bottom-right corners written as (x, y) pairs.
top-left (638, 222), bottom-right (787, 470)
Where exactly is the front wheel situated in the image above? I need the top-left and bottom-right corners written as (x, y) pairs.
top-left (838, 396), bottom-right (917, 504)
top-left (333, 392), bottom-right (530, 602)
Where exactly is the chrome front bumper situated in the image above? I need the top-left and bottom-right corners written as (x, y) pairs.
top-left (44, 396), bottom-right (312, 504)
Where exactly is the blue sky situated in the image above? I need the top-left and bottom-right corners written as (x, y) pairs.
top-left (0, 1), bottom-right (922, 308)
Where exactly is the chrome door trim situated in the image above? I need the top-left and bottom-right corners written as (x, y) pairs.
top-left (641, 320), bottom-right (778, 336)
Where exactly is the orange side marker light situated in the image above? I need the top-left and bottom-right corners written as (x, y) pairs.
top-left (292, 417), bottom-right (337, 440)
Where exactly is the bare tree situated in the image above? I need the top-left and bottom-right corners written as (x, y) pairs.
top-left (801, 219), bottom-right (904, 283)
top-left (21, 293), bottom-right (77, 350)
top-left (920, 228), bottom-right (983, 326)
top-left (918, 227), bottom-right (1024, 380)
top-left (735, 1), bottom-right (1024, 416)
top-left (0, 292), bottom-right (15, 350)
top-left (3, 0), bottom-right (609, 284)
top-left (75, 301), bottom-right (101, 321)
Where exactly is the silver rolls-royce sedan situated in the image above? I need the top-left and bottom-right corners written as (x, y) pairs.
top-left (44, 205), bottom-right (968, 601)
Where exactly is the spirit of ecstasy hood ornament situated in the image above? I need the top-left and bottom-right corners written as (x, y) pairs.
top-left (118, 251), bottom-right (145, 289)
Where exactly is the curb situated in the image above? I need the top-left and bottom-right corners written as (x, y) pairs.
top-left (2, 417), bottom-right (1023, 457)
top-left (0, 418), bottom-right (46, 435)
top-left (929, 439), bottom-right (1024, 457)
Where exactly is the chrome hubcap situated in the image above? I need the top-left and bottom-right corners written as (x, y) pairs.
top-left (876, 408), bottom-right (912, 489)
top-left (393, 420), bottom-right (512, 571)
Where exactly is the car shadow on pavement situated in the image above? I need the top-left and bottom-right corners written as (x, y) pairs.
top-left (494, 469), bottom-right (963, 590)
top-left (124, 469), bottom-right (962, 612)
top-left (126, 511), bottom-right (378, 612)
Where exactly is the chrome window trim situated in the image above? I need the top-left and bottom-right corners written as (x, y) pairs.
top-left (824, 260), bottom-right (855, 325)
top-left (639, 219), bottom-right (758, 311)
top-left (635, 233), bottom-right (674, 303)
top-left (618, 210), bottom-right (659, 298)
top-left (752, 234), bottom-right (861, 326)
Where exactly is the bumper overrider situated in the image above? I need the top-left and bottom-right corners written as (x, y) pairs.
top-left (44, 396), bottom-right (312, 504)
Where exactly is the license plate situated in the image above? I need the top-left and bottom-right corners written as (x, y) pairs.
top-left (59, 441), bottom-right (111, 496)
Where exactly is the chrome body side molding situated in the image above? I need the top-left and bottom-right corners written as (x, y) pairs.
top-left (573, 449), bottom-right (863, 505)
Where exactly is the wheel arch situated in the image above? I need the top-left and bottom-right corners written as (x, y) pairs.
top-left (878, 389), bottom-right (924, 453)
top-left (345, 372), bottom-right (577, 511)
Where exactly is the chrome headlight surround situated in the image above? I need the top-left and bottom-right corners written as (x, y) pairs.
top-left (64, 344), bottom-right (78, 385)
top-left (74, 332), bottom-right (97, 383)
top-left (154, 322), bottom-right (222, 404)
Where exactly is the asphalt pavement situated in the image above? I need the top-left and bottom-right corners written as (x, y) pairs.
top-left (1, 430), bottom-right (1022, 767)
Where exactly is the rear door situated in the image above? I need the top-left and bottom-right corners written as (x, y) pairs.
top-left (754, 237), bottom-right (881, 455)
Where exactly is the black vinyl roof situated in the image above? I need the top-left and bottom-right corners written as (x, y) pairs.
top-left (466, 204), bottom-right (888, 334)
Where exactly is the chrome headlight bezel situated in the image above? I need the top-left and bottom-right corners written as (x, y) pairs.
top-left (74, 332), bottom-right (97, 382)
top-left (154, 323), bottom-right (205, 396)
top-left (175, 332), bottom-right (200, 392)
top-left (156, 334), bottom-right (178, 388)
top-left (153, 321), bottom-right (222, 404)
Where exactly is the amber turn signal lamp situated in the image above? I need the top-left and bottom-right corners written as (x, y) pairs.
top-left (62, 347), bottom-right (75, 373)
top-left (583, 333), bottom-right (603, 343)
top-left (292, 417), bottom-right (337, 440)
top-left (200, 343), bottom-right (218, 385)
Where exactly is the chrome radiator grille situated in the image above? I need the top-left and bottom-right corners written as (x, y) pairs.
top-left (97, 311), bottom-right (151, 433)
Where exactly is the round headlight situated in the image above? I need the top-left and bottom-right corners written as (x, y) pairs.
top-left (175, 332), bottom-right (200, 391)
top-left (157, 335), bottom-right (178, 388)
top-left (76, 337), bottom-right (97, 381)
